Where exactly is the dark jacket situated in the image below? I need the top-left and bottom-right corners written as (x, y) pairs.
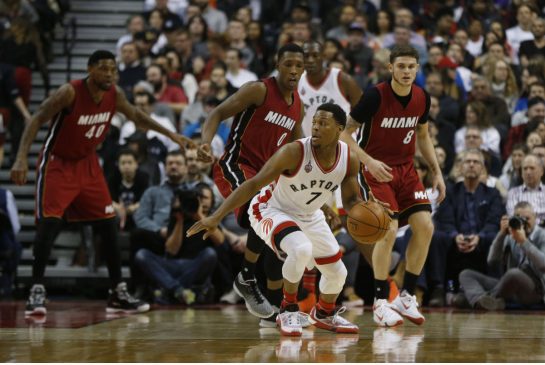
top-left (435, 181), bottom-right (505, 249)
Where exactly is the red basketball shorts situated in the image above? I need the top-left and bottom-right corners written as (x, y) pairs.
top-left (213, 160), bottom-right (258, 228)
top-left (359, 160), bottom-right (431, 226)
top-left (36, 153), bottom-right (115, 222)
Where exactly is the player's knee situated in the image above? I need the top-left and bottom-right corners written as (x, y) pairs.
top-left (290, 241), bottom-right (313, 264)
top-left (319, 261), bottom-right (347, 294)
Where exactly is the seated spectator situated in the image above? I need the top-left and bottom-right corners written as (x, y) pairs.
top-left (122, 90), bottom-right (178, 163)
top-left (146, 63), bottom-right (188, 115)
top-left (519, 17), bottom-right (545, 69)
top-left (209, 62), bottom-right (237, 104)
top-left (469, 76), bottom-right (511, 138)
top-left (436, 149), bottom-right (504, 290)
top-left (456, 201), bottom-right (545, 310)
top-left (506, 154), bottom-right (545, 223)
top-left (425, 72), bottom-right (460, 126)
top-left (0, 187), bottom-right (21, 298)
top-left (224, 48), bottom-right (257, 89)
top-left (125, 131), bottom-right (164, 188)
top-left (504, 107), bottom-right (545, 161)
top-left (325, 4), bottom-right (357, 44)
top-left (455, 102), bottom-right (501, 156)
top-left (342, 23), bottom-right (373, 79)
top-left (512, 84), bottom-right (545, 126)
top-left (130, 150), bottom-right (187, 298)
top-left (192, 0), bottom-right (228, 34)
top-left (135, 187), bottom-right (222, 305)
top-left (108, 149), bottom-right (150, 231)
top-left (483, 57), bottom-right (519, 113)
top-left (116, 15), bottom-right (146, 58)
top-left (117, 42), bottom-right (147, 100)
top-left (500, 143), bottom-right (528, 191)
top-left (143, 0), bottom-right (183, 25)
top-left (133, 29), bottom-right (159, 67)
top-left (427, 95), bottom-right (455, 172)
top-left (226, 19), bottom-right (255, 68)
top-left (133, 80), bottom-right (176, 122)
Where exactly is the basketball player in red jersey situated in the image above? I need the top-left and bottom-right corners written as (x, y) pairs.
top-left (198, 43), bottom-right (305, 320)
top-left (10, 50), bottom-right (192, 316)
top-left (340, 45), bottom-right (446, 327)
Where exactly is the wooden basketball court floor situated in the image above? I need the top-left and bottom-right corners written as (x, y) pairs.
top-left (1, 301), bottom-right (545, 362)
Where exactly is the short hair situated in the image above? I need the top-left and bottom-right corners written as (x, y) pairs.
top-left (529, 81), bottom-right (545, 92)
top-left (514, 201), bottom-right (535, 212)
top-left (167, 149), bottom-right (185, 161)
top-left (512, 142), bottom-right (529, 154)
top-left (88, 50), bottom-right (116, 66)
top-left (118, 148), bottom-right (138, 161)
top-left (463, 148), bottom-right (485, 164)
top-left (134, 90), bottom-right (156, 105)
top-left (147, 63), bottom-right (167, 76)
top-left (316, 102), bottom-right (347, 127)
top-left (389, 44), bottom-right (419, 63)
top-left (277, 43), bottom-right (304, 61)
top-left (226, 47), bottom-right (243, 60)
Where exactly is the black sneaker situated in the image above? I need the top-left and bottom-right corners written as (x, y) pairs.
top-left (106, 282), bottom-right (150, 313)
top-left (233, 272), bottom-right (274, 318)
top-left (25, 284), bottom-right (47, 315)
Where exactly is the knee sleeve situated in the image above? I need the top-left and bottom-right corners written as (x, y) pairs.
top-left (318, 260), bottom-right (348, 295)
top-left (246, 227), bottom-right (265, 255)
top-left (264, 248), bottom-right (283, 281)
top-left (280, 231), bottom-right (313, 284)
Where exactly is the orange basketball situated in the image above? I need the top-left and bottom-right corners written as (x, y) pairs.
top-left (347, 201), bottom-right (391, 244)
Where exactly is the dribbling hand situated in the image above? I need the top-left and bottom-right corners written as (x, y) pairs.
top-left (197, 143), bottom-right (213, 163)
top-left (365, 158), bottom-right (393, 182)
top-left (10, 159), bottom-right (28, 185)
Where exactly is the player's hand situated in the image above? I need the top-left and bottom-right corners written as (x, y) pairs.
top-left (187, 215), bottom-right (221, 239)
top-left (432, 172), bottom-right (446, 204)
top-left (197, 143), bottom-right (213, 163)
top-left (365, 158), bottom-right (393, 182)
top-left (170, 132), bottom-right (195, 152)
top-left (10, 159), bottom-right (28, 185)
top-left (368, 192), bottom-right (392, 214)
top-left (325, 208), bottom-right (342, 231)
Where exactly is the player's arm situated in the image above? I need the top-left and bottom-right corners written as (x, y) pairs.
top-left (199, 81), bottom-right (267, 161)
top-left (115, 86), bottom-right (193, 151)
top-left (339, 71), bottom-right (363, 108)
top-left (290, 102), bottom-right (305, 141)
top-left (340, 151), bottom-right (364, 212)
top-left (416, 122), bottom-right (446, 203)
top-left (339, 88), bottom-right (393, 182)
top-left (187, 142), bottom-right (302, 238)
top-left (10, 84), bottom-right (76, 185)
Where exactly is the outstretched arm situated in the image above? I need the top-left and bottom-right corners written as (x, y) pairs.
top-left (115, 86), bottom-right (193, 151)
top-left (10, 84), bottom-right (75, 185)
top-left (198, 81), bottom-right (267, 161)
top-left (187, 142), bottom-right (302, 238)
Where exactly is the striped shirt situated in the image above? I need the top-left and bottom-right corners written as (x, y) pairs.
top-left (506, 183), bottom-right (545, 222)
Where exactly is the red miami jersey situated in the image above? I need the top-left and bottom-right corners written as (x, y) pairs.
top-left (351, 82), bottom-right (429, 166)
top-left (219, 77), bottom-right (301, 176)
top-left (45, 79), bottom-right (116, 160)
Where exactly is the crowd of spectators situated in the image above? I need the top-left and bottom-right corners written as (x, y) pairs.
top-left (1, 0), bottom-right (545, 311)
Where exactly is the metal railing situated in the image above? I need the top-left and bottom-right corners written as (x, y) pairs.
top-left (62, 16), bottom-right (77, 82)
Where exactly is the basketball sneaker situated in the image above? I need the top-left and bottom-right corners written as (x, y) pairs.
top-left (276, 304), bottom-right (302, 336)
top-left (25, 284), bottom-right (47, 315)
top-left (309, 306), bottom-right (359, 334)
top-left (391, 290), bottom-right (425, 325)
top-left (106, 282), bottom-right (150, 313)
top-left (373, 298), bottom-right (404, 327)
top-left (260, 306), bottom-right (312, 329)
top-left (233, 272), bottom-right (274, 318)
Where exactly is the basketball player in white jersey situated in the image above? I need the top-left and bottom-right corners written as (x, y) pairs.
top-left (188, 103), bottom-right (364, 336)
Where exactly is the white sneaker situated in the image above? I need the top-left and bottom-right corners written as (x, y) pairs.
top-left (276, 311), bottom-right (302, 336)
top-left (298, 311), bottom-right (312, 328)
top-left (392, 291), bottom-right (425, 325)
top-left (373, 299), bottom-right (404, 327)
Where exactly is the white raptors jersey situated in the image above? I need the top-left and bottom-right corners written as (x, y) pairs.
top-left (298, 68), bottom-right (351, 137)
top-left (256, 137), bottom-right (350, 217)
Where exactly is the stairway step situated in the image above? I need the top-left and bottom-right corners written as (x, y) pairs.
top-left (71, 0), bottom-right (144, 13)
top-left (3, 144), bottom-right (42, 155)
top-left (53, 42), bottom-right (116, 57)
top-left (67, 13), bottom-right (133, 27)
top-left (3, 185), bottom-right (35, 197)
top-left (0, 170), bottom-right (36, 183)
top-left (55, 26), bottom-right (126, 41)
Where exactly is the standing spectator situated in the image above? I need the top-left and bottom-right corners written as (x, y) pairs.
top-left (0, 63), bottom-right (31, 166)
top-left (224, 48), bottom-right (257, 89)
top-left (0, 187), bottom-right (21, 298)
top-left (437, 149), bottom-right (504, 289)
top-left (146, 63), bottom-right (188, 115)
top-left (457, 201), bottom-right (545, 310)
top-left (506, 154), bottom-right (545, 222)
top-left (108, 149), bottom-right (149, 231)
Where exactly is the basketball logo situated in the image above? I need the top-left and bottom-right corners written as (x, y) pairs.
top-left (304, 160), bottom-right (313, 173)
top-left (262, 218), bottom-right (273, 235)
